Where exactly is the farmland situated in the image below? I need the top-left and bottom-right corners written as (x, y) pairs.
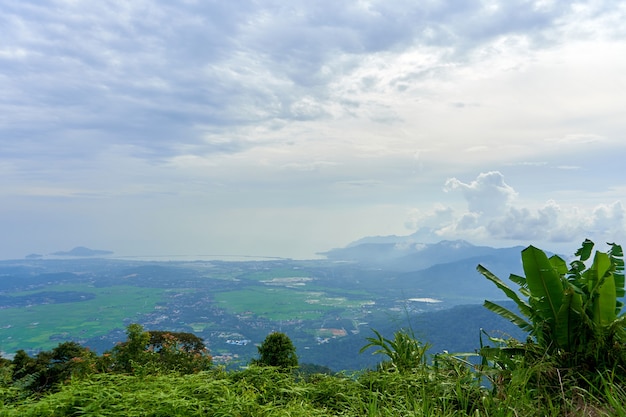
top-left (0, 284), bottom-right (165, 353)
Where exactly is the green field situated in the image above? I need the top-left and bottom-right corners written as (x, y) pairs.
top-left (238, 268), bottom-right (313, 281)
top-left (214, 287), bottom-right (372, 321)
top-left (0, 284), bottom-right (165, 353)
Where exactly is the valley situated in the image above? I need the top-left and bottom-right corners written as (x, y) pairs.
top-left (0, 241), bottom-right (526, 370)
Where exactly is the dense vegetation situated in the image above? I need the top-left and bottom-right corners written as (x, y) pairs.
top-left (2, 240), bottom-right (626, 416)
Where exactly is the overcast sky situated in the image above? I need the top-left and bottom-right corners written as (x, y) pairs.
top-left (2, 0), bottom-right (626, 260)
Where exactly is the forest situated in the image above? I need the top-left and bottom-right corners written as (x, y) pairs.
top-left (1, 240), bottom-right (626, 416)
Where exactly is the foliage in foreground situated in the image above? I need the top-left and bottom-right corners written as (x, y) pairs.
top-left (2, 357), bottom-right (625, 417)
top-left (479, 240), bottom-right (625, 356)
top-left (3, 324), bottom-right (212, 396)
top-left (360, 328), bottom-right (430, 372)
top-left (478, 240), bottom-right (626, 396)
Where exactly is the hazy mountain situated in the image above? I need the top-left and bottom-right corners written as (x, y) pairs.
top-left (322, 237), bottom-right (525, 272)
top-left (391, 252), bottom-right (524, 304)
top-left (51, 246), bottom-right (114, 257)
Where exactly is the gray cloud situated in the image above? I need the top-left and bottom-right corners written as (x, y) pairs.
top-left (3, 0), bottom-right (615, 163)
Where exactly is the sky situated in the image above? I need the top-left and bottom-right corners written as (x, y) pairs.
top-left (1, 0), bottom-right (626, 260)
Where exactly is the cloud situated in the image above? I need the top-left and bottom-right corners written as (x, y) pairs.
top-left (545, 133), bottom-right (604, 145)
top-left (486, 200), bottom-right (572, 241)
top-left (587, 202), bottom-right (626, 237)
top-left (2, 1), bottom-right (626, 259)
top-left (405, 204), bottom-right (455, 230)
top-left (409, 172), bottom-right (626, 247)
top-left (444, 171), bottom-right (517, 216)
top-left (3, 0), bottom-right (621, 164)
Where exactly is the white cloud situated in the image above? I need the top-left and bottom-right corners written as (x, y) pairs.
top-left (587, 202), bottom-right (626, 237)
top-left (408, 172), bottom-right (626, 249)
top-left (405, 204), bottom-right (455, 231)
top-left (486, 200), bottom-right (569, 241)
top-left (444, 171), bottom-right (517, 216)
top-left (545, 133), bottom-right (604, 145)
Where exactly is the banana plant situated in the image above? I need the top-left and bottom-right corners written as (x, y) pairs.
top-left (360, 329), bottom-right (430, 372)
top-left (478, 240), bottom-right (626, 357)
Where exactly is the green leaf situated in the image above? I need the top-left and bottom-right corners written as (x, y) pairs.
top-left (607, 314), bottom-right (626, 343)
top-left (549, 255), bottom-right (568, 276)
top-left (575, 239), bottom-right (594, 262)
top-left (554, 286), bottom-right (582, 350)
top-left (522, 246), bottom-right (564, 327)
top-left (508, 273), bottom-right (527, 287)
top-left (609, 243), bottom-right (625, 303)
top-left (480, 239), bottom-right (626, 359)
top-left (483, 300), bottom-right (533, 333)
top-left (477, 264), bottom-right (533, 319)
top-left (590, 251), bottom-right (616, 325)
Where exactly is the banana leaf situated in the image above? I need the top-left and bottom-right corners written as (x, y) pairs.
top-left (477, 264), bottom-right (532, 319)
top-left (575, 239), bottom-right (595, 261)
top-left (589, 251), bottom-right (616, 325)
top-left (555, 286), bottom-right (582, 350)
top-left (509, 273), bottom-right (527, 288)
top-left (483, 300), bottom-right (533, 333)
top-left (609, 243), bottom-right (625, 311)
top-left (549, 255), bottom-right (568, 276)
top-left (522, 246), bottom-right (564, 327)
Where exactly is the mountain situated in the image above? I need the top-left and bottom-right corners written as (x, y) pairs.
top-left (390, 252), bottom-right (524, 304)
top-left (322, 237), bottom-right (524, 272)
top-left (51, 246), bottom-right (114, 257)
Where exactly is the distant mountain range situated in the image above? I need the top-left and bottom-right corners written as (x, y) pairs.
top-left (321, 235), bottom-right (525, 273)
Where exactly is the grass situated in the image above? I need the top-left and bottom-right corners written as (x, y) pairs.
top-left (2, 363), bottom-right (622, 416)
top-left (0, 285), bottom-right (165, 353)
top-left (1, 325), bottom-right (625, 416)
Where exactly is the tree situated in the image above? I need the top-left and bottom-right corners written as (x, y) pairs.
top-left (10, 342), bottom-right (96, 394)
top-left (146, 330), bottom-right (212, 373)
top-left (0, 354), bottom-right (11, 387)
top-left (252, 332), bottom-right (298, 369)
top-left (109, 324), bottom-right (211, 374)
top-left (148, 330), bottom-right (206, 354)
top-left (11, 350), bottom-right (34, 381)
top-left (110, 323), bottom-right (151, 373)
top-left (46, 341), bottom-right (97, 384)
